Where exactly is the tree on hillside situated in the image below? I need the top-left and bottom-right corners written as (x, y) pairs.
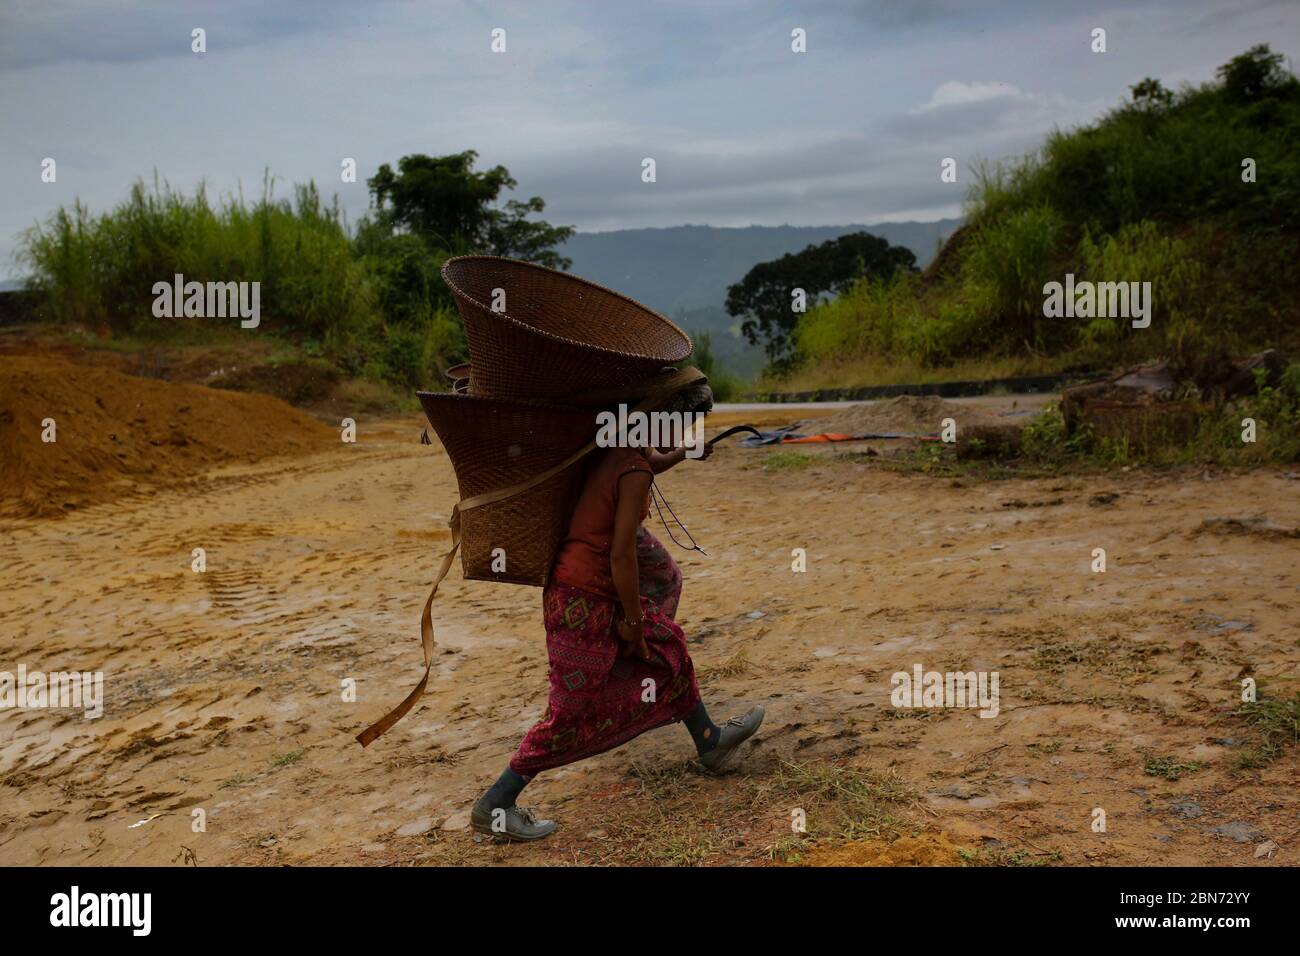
top-left (1129, 77), bottom-right (1173, 109)
top-left (365, 150), bottom-right (574, 269)
top-left (352, 151), bottom-right (576, 381)
top-left (725, 232), bottom-right (916, 366)
top-left (1216, 44), bottom-right (1296, 103)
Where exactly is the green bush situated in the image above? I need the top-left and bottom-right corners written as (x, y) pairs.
top-left (1193, 363), bottom-right (1300, 463)
top-left (960, 204), bottom-right (1065, 349)
top-left (968, 48), bottom-right (1300, 234)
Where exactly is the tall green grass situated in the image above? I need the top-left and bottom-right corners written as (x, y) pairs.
top-left (15, 173), bottom-right (479, 388)
top-left (20, 174), bottom-right (377, 343)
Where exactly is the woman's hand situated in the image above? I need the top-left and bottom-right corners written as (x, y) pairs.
top-left (648, 442), bottom-right (711, 472)
top-left (617, 616), bottom-right (650, 660)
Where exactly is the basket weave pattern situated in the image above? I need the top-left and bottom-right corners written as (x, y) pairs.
top-left (419, 392), bottom-right (600, 585)
top-left (442, 256), bottom-right (692, 401)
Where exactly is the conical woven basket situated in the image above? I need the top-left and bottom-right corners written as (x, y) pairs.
top-left (418, 391), bottom-right (601, 586)
top-left (441, 255), bottom-right (693, 402)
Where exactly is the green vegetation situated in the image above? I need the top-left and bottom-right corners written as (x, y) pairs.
top-left (1020, 363), bottom-right (1300, 466)
top-left (270, 749), bottom-right (305, 768)
top-left (786, 46), bottom-right (1300, 385)
top-left (755, 450), bottom-right (817, 472)
top-left (1232, 689), bottom-right (1300, 771)
top-left (957, 845), bottom-right (1063, 867)
top-left (19, 175), bottom-right (370, 342)
top-left (726, 231), bottom-right (917, 368)
top-left (17, 151), bottom-right (573, 392)
top-left (1143, 755), bottom-right (1204, 781)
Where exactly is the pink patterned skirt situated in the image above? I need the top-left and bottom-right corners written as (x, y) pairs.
top-left (510, 528), bottom-right (701, 775)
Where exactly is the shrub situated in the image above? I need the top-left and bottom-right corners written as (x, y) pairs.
top-left (960, 204), bottom-right (1065, 350)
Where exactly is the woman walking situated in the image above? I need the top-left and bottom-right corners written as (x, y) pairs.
top-left (471, 435), bottom-right (764, 841)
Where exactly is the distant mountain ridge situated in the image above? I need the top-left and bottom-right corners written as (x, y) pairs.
top-left (559, 219), bottom-right (962, 376)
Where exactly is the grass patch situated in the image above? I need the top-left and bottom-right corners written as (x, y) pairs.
top-left (698, 648), bottom-right (750, 685)
top-left (626, 760), bottom-right (696, 803)
top-left (757, 451), bottom-right (816, 472)
top-left (763, 352), bottom-right (1073, 394)
top-left (867, 444), bottom-right (1062, 481)
top-left (270, 749), bottom-right (305, 768)
top-left (1232, 690), bottom-right (1300, 771)
top-left (756, 760), bottom-right (916, 848)
top-left (958, 845), bottom-right (1063, 867)
top-left (558, 757), bottom-right (919, 866)
top-left (1027, 739), bottom-right (1064, 756)
top-left (1032, 638), bottom-right (1163, 678)
top-left (1143, 755), bottom-right (1204, 781)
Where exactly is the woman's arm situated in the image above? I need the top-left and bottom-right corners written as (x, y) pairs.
top-left (610, 469), bottom-right (652, 660)
top-left (646, 441), bottom-right (712, 474)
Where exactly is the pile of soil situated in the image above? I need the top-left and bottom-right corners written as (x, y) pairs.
top-left (805, 395), bottom-right (995, 435)
top-left (0, 355), bottom-right (336, 518)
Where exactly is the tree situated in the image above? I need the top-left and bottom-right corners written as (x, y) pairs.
top-left (1216, 44), bottom-right (1294, 103)
top-left (725, 232), bottom-right (916, 365)
top-left (366, 150), bottom-right (573, 268)
top-left (1129, 77), bottom-right (1173, 109)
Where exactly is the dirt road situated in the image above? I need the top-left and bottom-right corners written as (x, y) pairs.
top-left (1, 412), bottom-right (1296, 866)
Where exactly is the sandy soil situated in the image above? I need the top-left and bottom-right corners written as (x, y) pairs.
top-left (1, 408), bottom-right (1296, 867)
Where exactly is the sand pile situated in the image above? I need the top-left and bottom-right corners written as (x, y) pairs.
top-left (0, 355), bottom-right (336, 518)
top-left (805, 395), bottom-right (995, 435)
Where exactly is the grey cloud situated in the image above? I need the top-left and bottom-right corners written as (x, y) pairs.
top-left (0, 0), bottom-right (385, 72)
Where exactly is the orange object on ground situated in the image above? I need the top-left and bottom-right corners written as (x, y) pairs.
top-left (782, 432), bottom-right (859, 444)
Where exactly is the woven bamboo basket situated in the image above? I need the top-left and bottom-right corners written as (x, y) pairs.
top-left (441, 255), bottom-right (693, 402)
top-left (418, 391), bottom-right (602, 586)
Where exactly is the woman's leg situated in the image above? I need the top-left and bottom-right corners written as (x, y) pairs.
top-left (633, 530), bottom-right (766, 768)
top-left (683, 700), bottom-right (767, 773)
top-left (682, 700), bottom-right (720, 753)
top-left (471, 766), bottom-right (554, 841)
top-left (636, 529), bottom-right (766, 769)
top-left (480, 766), bottom-right (531, 808)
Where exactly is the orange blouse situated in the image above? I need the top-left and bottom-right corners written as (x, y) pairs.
top-left (551, 446), bottom-right (652, 599)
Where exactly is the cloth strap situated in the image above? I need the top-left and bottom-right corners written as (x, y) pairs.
top-left (355, 366), bottom-right (706, 746)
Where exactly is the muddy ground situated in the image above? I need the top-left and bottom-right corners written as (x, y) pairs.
top-left (1, 402), bottom-right (1296, 867)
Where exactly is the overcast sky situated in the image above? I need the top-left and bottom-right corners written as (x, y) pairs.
top-left (2, 0), bottom-right (1296, 279)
